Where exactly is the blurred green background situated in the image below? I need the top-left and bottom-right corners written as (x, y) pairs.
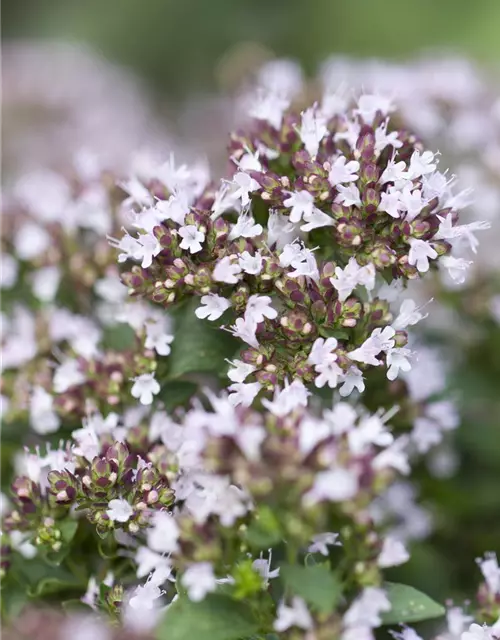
top-left (3, 0), bottom-right (500, 620)
top-left (3, 0), bottom-right (500, 99)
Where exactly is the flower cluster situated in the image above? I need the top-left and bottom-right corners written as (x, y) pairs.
top-left (1, 48), bottom-right (498, 640)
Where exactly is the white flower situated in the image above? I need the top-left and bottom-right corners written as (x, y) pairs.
top-left (344, 587), bottom-right (391, 628)
top-left (378, 536), bottom-right (410, 568)
top-left (308, 532), bottom-right (340, 556)
top-left (305, 467), bottom-right (359, 504)
top-left (14, 223), bottom-right (51, 260)
top-left (374, 121), bottom-right (402, 155)
top-left (408, 239), bottom-right (438, 273)
top-left (300, 208), bottom-right (334, 232)
top-left (29, 386), bottom-right (60, 435)
top-left (390, 625), bottom-right (423, 640)
top-left (262, 379), bottom-right (310, 416)
top-left (135, 232), bottom-right (162, 269)
top-left (339, 367), bottom-right (365, 397)
top-left (355, 94), bottom-right (394, 125)
top-left (135, 547), bottom-right (172, 580)
top-left (399, 186), bottom-right (427, 222)
top-left (328, 155), bottom-right (360, 187)
top-left (120, 177), bottom-right (153, 208)
top-left (268, 212), bottom-right (299, 249)
top-left (440, 255), bottom-right (472, 284)
top-left (446, 606), bottom-right (474, 637)
top-left (228, 381), bottom-right (261, 407)
top-left (299, 106), bottom-right (328, 157)
top-left (178, 225), bottom-right (205, 254)
top-left (407, 150), bottom-right (437, 179)
top-left (283, 190), bottom-right (315, 223)
top-left (195, 294), bottom-right (231, 321)
top-left (147, 512), bottom-right (179, 554)
top-left (308, 337), bottom-right (338, 366)
top-left (213, 256), bottom-right (242, 284)
top-left (53, 360), bottom-right (85, 393)
top-left (331, 257), bottom-right (375, 302)
top-left (0, 254), bottom-right (18, 289)
top-left (477, 553), bottom-right (500, 595)
top-left (9, 530), bottom-right (37, 559)
top-left (247, 89), bottom-right (290, 129)
top-left (106, 498), bottom-right (134, 523)
top-left (252, 550), bottom-right (280, 587)
top-left (461, 623), bottom-right (497, 640)
top-left (30, 266), bottom-right (60, 302)
top-left (155, 192), bottom-right (189, 225)
top-left (245, 295), bottom-right (277, 323)
top-left (378, 187), bottom-right (402, 219)
top-left (386, 347), bottom-right (412, 381)
top-left (348, 414), bottom-right (393, 455)
top-left (436, 216), bottom-right (490, 254)
top-left (314, 359), bottom-right (343, 389)
top-left (349, 327), bottom-right (396, 366)
top-left (130, 373), bottom-right (161, 405)
top-left (336, 184), bottom-right (362, 207)
top-left (227, 360), bottom-right (256, 383)
top-left (392, 299), bottom-right (428, 330)
top-left (238, 251), bottom-right (263, 275)
top-left (182, 562), bottom-right (217, 602)
top-left (274, 597), bottom-right (313, 632)
top-left (229, 213), bottom-right (263, 241)
top-left (380, 158), bottom-right (408, 185)
top-left (231, 172), bottom-right (260, 207)
top-left (227, 317), bottom-right (259, 348)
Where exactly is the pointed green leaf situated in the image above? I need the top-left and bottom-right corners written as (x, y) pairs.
top-left (168, 300), bottom-right (237, 378)
top-left (281, 563), bottom-right (342, 614)
top-left (156, 594), bottom-right (259, 640)
top-left (381, 582), bottom-right (445, 625)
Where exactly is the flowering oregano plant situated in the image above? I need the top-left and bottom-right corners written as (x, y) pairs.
top-left (1, 55), bottom-right (498, 640)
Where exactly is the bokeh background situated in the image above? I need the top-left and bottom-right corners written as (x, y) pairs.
top-left (3, 0), bottom-right (500, 617)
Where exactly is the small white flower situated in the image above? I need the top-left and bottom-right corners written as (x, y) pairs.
top-left (274, 597), bottom-right (313, 632)
top-left (355, 94), bottom-right (394, 125)
top-left (0, 254), bottom-right (18, 289)
top-left (380, 158), bottom-right (408, 185)
top-left (378, 536), bottom-right (410, 568)
top-left (378, 187), bottom-right (402, 219)
top-left (386, 347), bottom-right (412, 381)
top-left (53, 360), bottom-right (85, 394)
top-left (227, 317), bottom-right (259, 348)
top-left (226, 360), bottom-right (256, 383)
top-left (477, 553), bottom-right (500, 595)
top-left (461, 623), bottom-right (497, 640)
top-left (147, 512), bottom-right (179, 554)
top-left (299, 106), bottom-right (328, 157)
top-left (408, 239), bottom-right (438, 273)
top-left (130, 373), bottom-right (161, 405)
top-left (245, 295), bottom-right (277, 323)
top-left (314, 359), bottom-right (343, 389)
top-left (195, 294), bottom-right (231, 321)
top-left (390, 625), bottom-right (423, 640)
top-left (213, 256), bottom-right (242, 284)
top-left (29, 386), bottom-right (60, 435)
top-left (238, 251), bottom-right (263, 275)
top-left (407, 150), bottom-right (437, 179)
top-left (283, 190), bottom-right (315, 223)
top-left (374, 121), bottom-right (402, 155)
top-left (182, 562), bottom-right (217, 602)
top-left (300, 208), bottom-right (334, 232)
top-left (247, 89), bottom-right (290, 129)
top-left (106, 498), bottom-right (134, 523)
top-left (14, 223), bottom-right (51, 261)
top-left (231, 172), bottom-right (260, 207)
top-left (336, 184), bottom-right (362, 207)
top-left (349, 327), bottom-right (395, 367)
top-left (440, 255), bottom-right (472, 284)
top-left (228, 381), bottom-right (261, 407)
top-left (308, 337), bottom-right (338, 366)
top-left (331, 257), bottom-right (375, 302)
top-left (252, 549), bottom-right (280, 587)
top-left (399, 185), bottom-right (427, 222)
top-left (31, 266), bottom-right (61, 303)
top-left (392, 299), bottom-right (428, 330)
top-left (344, 586), bottom-right (391, 628)
top-left (308, 532), bottom-right (340, 556)
top-left (262, 379), bottom-right (310, 416)
top-left (305, 467), bottom-right (359, 504)
top-left (339, 367), bottom-right (365, 397)
top-left (328, 155), bottom-right (360, 187)
top-left (178, 225), bottom-right (205, 254)
top-left (229, 214), bottom-right (263, 241)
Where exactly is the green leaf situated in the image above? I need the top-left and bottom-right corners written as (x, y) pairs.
top-left (102, 324), bottom-right (137, 350)
top-left (381, 582), bottom-right (445, 625)
top-left (168, 300), bottom-right (238, 378)
top-left (158, 380), bottom-right (198, 412)
top-left (281, 563), bottom-right (342, 614)
top-left (43, 519), bottom-right (79, 565)
top-left (245, 507), bottom-right (282, 549)
top-left (156, 594), bottom-right (259, 640)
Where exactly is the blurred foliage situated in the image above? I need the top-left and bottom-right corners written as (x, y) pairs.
top-left (3, 0), bottom-right (500, 99)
